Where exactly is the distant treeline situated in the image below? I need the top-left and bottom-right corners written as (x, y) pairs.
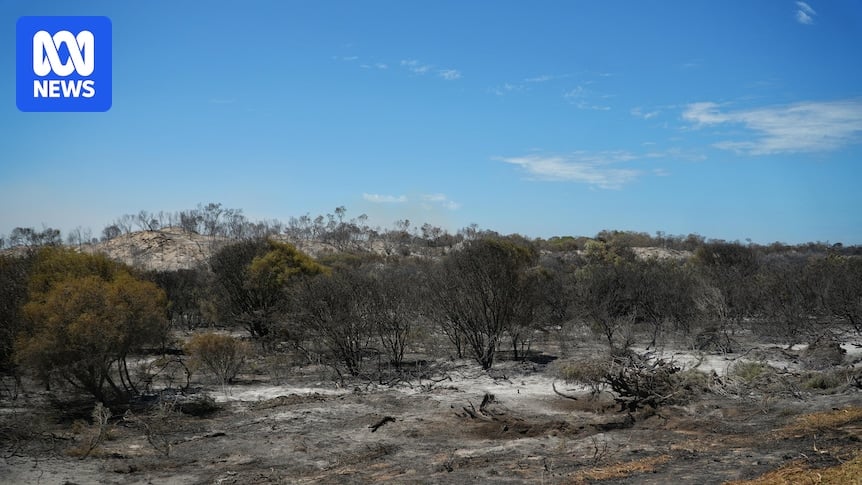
top-left (2, 202), bottom-right (860, 256)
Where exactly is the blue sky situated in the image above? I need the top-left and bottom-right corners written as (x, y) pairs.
top-left (2, 1), bottom-right (861, 244)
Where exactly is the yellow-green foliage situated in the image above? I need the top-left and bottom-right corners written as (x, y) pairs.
top-left (15, 247), bottom-right (167, 400)
top-left (249, 239), bottom-right (329, 287)
top-left (729, 361), bottom-right (771, 383)
top-left (25, 246), bottom-right (122, 295)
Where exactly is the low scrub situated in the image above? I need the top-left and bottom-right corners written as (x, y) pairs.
top-left (559, 351), bottom-right (708, 411)
top-left (727, 451), bottom-right (862, 485)
top-left (802, 338), bottom-right (846, 370)
top-left (184, 333), bottom-right (250, 386)
top-left (556, 356), bottom-right (612, 396)
top-left (780, 406), bottom-right (862, 437)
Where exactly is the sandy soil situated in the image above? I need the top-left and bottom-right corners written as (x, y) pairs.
top-left (2, 333), bottom-right (861, 484)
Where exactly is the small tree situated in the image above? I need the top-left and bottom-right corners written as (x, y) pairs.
top-left (367, 262), bottom-right (424, 368)
top-left (756, 259), bottom-right (812, 345)
top-left (210, 239), bottom-right (326, 338)
top-left (694, 242), bottom-right (761, 331)
top-left (295, 269), bottom-right (373, 376)
top-left (429, 237), bottom-right (539, 369)
top-left (806, 255), bottom-right (862, 332)
top-left (572, 260), bottom-right (639, 350)
top-left (147, 268), bottom-right (210, 331)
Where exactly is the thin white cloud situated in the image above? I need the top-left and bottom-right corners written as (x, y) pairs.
top-left (564, 85), bottom-right (612, 111)
top-left (498, 153), bottom-right (641, 189)
top-left (631, 107), bottom-right (660, 119)
top-left (524, 73), bottom-right (573, 83)
top-left (489, 82), bottom-right (524, 96)
top-left (563, 85), bottom-right (587, 99)
top-left (422, 193), bottom-right (447, 202)
top-left (363, 193), bottom-right (408, 204)
top-left (438, 69), bottom-right (461, 80)
top-left (682, 99), bottom-right (862, 154)
top-left (796, 1), bottom-right (816, 24)
top-left (375, 63), bottom-right (388, 70)
top-left (421, 193), bottom-right (460, 210)
top-left (401, 59), bottom-right (433, 75)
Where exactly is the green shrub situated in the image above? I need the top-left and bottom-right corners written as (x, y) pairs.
top-left (556, 357), bottom-right (611, 396)
top-left (729, 361), bottom-right (771, 383)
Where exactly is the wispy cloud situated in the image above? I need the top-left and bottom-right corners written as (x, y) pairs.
top-left (682, 99), bottom-right (862, 154)
top-left (488, 74), bottom-right (570, 96)
top-left (401, 59), bottom-right (433, 75)
top-left (498, 153), bottom-right (641, 189)
top-left (360, 62), bottom-right (388, 70)
top-left (524, 73), bottom-right (572, 83)
top-left (631, 107), bottom-right (660, 120)
top-left (341, 55), bottom-right (457, 80)
top-left (399, 59), bottom-right (461, 80)
top-left (362, 192), bottom-right (460, 210)
top-left (489, 83), bottom-right (524, 96)
top-left (679, 59), bottom-right (702, 70)
top-left (363, 193), bottom-right (408, 204)
top-left (795, 1), bottom-right (816, 24)
top-left (438, 69), bottom-right (461, 81)
top-left (563, 85), bottom-right (612, 110)
top-left (421, 193), bottom-right (460, 210)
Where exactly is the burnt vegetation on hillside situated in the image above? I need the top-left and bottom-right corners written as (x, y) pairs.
top-left (1, 203), bottom-right (861, 396)
top-left (1, 204), bottom-right (862, 483)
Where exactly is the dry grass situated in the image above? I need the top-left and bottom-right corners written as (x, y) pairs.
top-left (780, 407), bottom-right (862, 437)
top-left (571, 454), bottom-right (671, 482)
top-left (725, 452), bottom-right (862, 485)
top-left (726, 408), bottom-right (862, 485)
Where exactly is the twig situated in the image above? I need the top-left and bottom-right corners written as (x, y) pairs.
top-left (369, 416), bottom-right (396, 432)
top-left (552, 382), bottom-right (578, 401)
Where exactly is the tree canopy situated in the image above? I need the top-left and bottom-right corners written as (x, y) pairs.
top-left (211, 239), bottom-right (328, 338)
top-left (14, 248), bottom-right (167, 401)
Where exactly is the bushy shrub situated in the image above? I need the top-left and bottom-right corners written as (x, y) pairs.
top-left (184, 333), bottom-right (250, 386)
top-left (556, 357), bottom-right (612, 396)
top-left (15, 248), bottom-right (168, 401)
top-left (559, 351), bottom-right (707, 411)
top-left (802, 339), bottom-right (846, 370)
top-left (729, 361), bottom-right (771, 383)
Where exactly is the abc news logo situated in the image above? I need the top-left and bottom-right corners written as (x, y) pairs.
top-left (33, 30), bottom-right (96, 98)
top-left (16, 16), bottom-right (112, 112)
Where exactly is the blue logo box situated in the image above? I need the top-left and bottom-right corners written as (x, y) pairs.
top-left (16, 16), bottom-right (112, 112)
